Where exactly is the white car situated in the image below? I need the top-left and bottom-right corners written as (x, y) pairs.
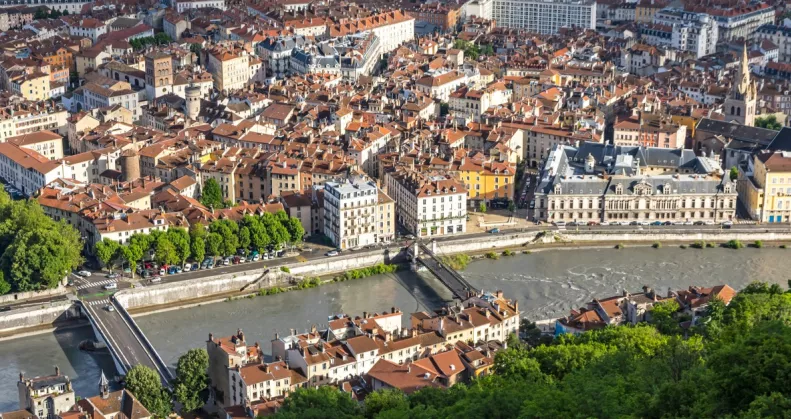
top-left (77, 270), bottom-right (92, 277)
top-left (619, 221), bottom-right (631, 226)
top-left (553, 221), bottom-right (566, 227)
top-left (150, 276), bottom-right (161, 283)
top-left (721, 220), bottom-right (734, 227)
top-left (599, 221), bottom-right (610, 226)
top-left (704, 220), bottom-right (716, 225)
top-left (104, 282), bottom-right (117, 290)
top-left (683, 220), bottom-right (694, 226)
top-left (638, 221), bottom-right (650, 226)
top-left (326, 250), bottom-right (339, 257)
top-left (105, 305), bottom-right (115, 312)
top-left (182, 264), bottom-right (191, 272)
top-left (252, 254), bottom-right (260, 262)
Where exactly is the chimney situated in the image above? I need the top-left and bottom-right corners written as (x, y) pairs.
top-left (208, 332), bottom-right (214, 342)
top-left (55, 366), bottom-right (60, 376)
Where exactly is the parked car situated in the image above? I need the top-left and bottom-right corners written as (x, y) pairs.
top-left (587, 221), bottom-right (598, 226)
top-left (721, 220), bottom-right (734, 228)
top-left (489, 228), bottom-right (500, 234)
top-left (201, 259), bottom-right (213, 269)
top-left (77, 270), bottom-right (92, 277)
top-left (239, 256), bottom-right (246, 263)
top-left (619, 221), bottom-right (631, 226)
top-left (223, 257), bottom-right (231, 266)
top-left (232, 256), bottom-right (241, 264)
top-left (141, 269), bottom-right (151, 278)
top-left (191, 263), bottom-right (199, 271)
top-left (159, 268), bottom-right (166, 276)
top-left (251, 254), bottom-right (260, 262)
top-left (182, 264), bottom-right (191, 273)
top-left (704, 220), bottom-right (716, 225)
top-left (683, 220), bottom-right (694, 226)
top-left (104, 283), bottom-right (117, 290)
top-left (651, 221), bottom-right (663, 226)
top-left (599, 221), bottom-right (610, 226)
top-left (663, 221), bottom-right (673, 226)
top-left (150, 276), bottom-right (162, 283)
top-left (167, 266), bottom-right (177, 275)
top-left (693, 221), bottom-right (705, 226)
top-left (553, 221), bottom-right (566, 227)
top-left (106, 273), bottom-right (119, 279)
top-left (326, 250), bottom-right (339, 257)
top-left (638, 221), bottom-right (650, 226)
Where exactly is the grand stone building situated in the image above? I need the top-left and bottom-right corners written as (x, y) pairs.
top-left (534, 142), bottom-right (737, 224)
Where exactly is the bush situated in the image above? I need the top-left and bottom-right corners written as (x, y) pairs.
top-left (725, 239), bottom-right (744, 249)
top-left (296, 276), bottom-right (321, 290)
top-left (258, 286), bottom-right (285, 296)
top-left (754, 240), bottom-right (763, 248)
top-left (690, 240), bottom-right (706, 249)
top-left (652, 242), bottom-right (661, 249)
top-left (440, 254), bottom-right (472, 270)
top-left (781, 244), bottom-right (788, 249)
top-left (706, 242), bottom-right (716, 248)
top-left (680, 244), bottom-right (687, 249)
top-left (485, 252), bottom-right (500, 260)
top-left (615, 243), bottom-right (624, 250)
top-left (332, 263), bottom-right (399, 282)
top-left (280, 266), bottom-right (291, 273)
top-left (502, 249), bottom-right (515, 256)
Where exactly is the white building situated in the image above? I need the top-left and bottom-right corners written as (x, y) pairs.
top-left (755, 24), bottom-right (791, 63)
top-left (175, 0), bottom-right (226, 13)
top-left (707, 4), bottom-right (773, 41)
top-left (491, 0), bottom-right (595, 34)
top-left (652, 8), bottom-right (718, 58)
top-left (323, 177), bottom-right (395, 249)
top-left (67, 18), bottom-right (108, 43)
top-left (384, 168), bottom-right (467, 238)
top-left (0, 143), bottom-right (66, 195)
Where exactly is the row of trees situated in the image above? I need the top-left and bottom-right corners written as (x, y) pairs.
top-left (126, 348), bottom-right (209, 417)
top-left (259, 281), bottom-right (791, 418)
top-left (129, 33), bottom-right (172, 51)
top-left (0, 190), bottom-right (83, 295)
top-left (95, 210), bottom-right (304, 273)
top-left (33, 8), bottom-right (69, 19)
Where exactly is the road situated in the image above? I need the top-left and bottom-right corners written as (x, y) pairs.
top-left (82, 297), bottom-right (171, 384)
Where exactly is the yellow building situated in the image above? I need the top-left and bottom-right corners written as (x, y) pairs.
top-left (739, 150), bottom-right (791, 223)
top-left (453, 157), bottom-right (516, 207)
top-left (635, 0), bottom-right (668, 22)
top-left (10, 72), bottom-right (51, 101)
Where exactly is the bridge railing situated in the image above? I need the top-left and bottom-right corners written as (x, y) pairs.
top-left (112, 299), bottom-right (176, 385)
top-left (417, 242), bottom-right (478, 293)
top-left (78, 301), bottom-right (129, 375)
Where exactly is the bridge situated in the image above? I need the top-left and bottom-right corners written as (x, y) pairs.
top-left (412, 241), bottom-right (479, 300)
top-left (79, 297), bottom-right (174, 387)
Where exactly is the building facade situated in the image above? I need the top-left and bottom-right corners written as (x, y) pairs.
top-left (385, 168), bottom-right (467, 237)
top-left (323, 177), bottom-right (394, 249)
top-left (491, 0), bottom-right (595, 34)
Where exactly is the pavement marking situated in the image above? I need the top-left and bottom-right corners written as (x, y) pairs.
top-left (77, 279), bottom-right (117, 290)
top-left (89, 299), bottom-right (110, 306)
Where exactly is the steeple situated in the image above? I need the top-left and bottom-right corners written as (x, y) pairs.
top-left (724, 42), bottom-right (757, 126)
top-left (99, 370), bottom-right (109, 399)
top-left (731, 43), bottom-right (755, 101)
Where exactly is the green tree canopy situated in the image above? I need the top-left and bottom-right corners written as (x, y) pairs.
top-left (200, 178), bottom-right (224, 209)
top-left (154, 235), bottom-right (179, 266)
top-left (755, 114), bottom-right (783, 130)
top-left (166, 227), bottom-right (190, 264)
top-left (95, 239), bottom-right (120, 270)
top-left (174, 348), bottom-right (209, 412)
top-left (125, 365), bottom-right (172, 418)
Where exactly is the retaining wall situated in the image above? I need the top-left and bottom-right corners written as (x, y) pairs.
top-left (0, 301), bottom-right (80, 333)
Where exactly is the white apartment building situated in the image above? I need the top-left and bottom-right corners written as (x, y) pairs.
top-left (82, 82), bottom-right (141, 121)
top-left (492, 0), bottom-right (595, 34)
top-left (228, 361), bottom-right (295, 406)
top-left (67, 18), bottom-right (108, 43)
top-left (175, 0), bottom-right (226, 13)
top-left (0, 143), bottom-right (66, 195)
top-left (323, 177), bottom-right (395, 249)
top-left (755, 24), bottom-right (791, 63)
top-left (415, 71), bottom-right (469, 102)
top-left (652, 8), bottom-right (718, 58)
top-left (0, 103), bottom-right (68, 143)
top-left (708, 4), bottom-right (773, 41)
top-left (448, 83), bottom-right (512, 123)
top-left (327, 10), bottom-right (414, 54)
top-left (208, 49), bottom-right (253, 92)
top-left (384, 168), bottom-right (467, 238)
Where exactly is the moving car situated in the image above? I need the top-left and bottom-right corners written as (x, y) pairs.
top-left (326, 250), bottom-right (339, 257)
top-left (489, 228), bottom-right (500, 234)
top-left (150, 276), bottom-right (162, 283)
top-left (106, 273), bottom-right (119, 279)
top-left (77, 270), bottom-right (92, 277)
top-left (105, 305), bottom-right (115, 312)
top-left (104, 283), bottom-right (117, 290)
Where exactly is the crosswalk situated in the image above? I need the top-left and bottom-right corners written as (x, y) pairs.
top-left (76, 279), bottom-right (118, 290)
top-left (88, 299), bottom-right (111, 307)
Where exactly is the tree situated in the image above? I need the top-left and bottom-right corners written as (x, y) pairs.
top-left (730, 166), bottom-right (739, 181)
top-left (154, 235), bottom-right (179, 266)
top-left (122, 243), bottom-right (145, 278)
top-left (274, 386), bottom-right (361, 418)
top-left (200, 178), bottom-right (224, 209)
top-left (239, 226), bottom-right (251, 252)
top-left (166, 228), bottom-right (191, 265)
top-left (507, 200), bottom-right (516, 213)
top-left (206, 233), bottom-right (223, 257)
top-left (125, 365), bottom-right (172, 418)
top-left (95, 239), bottom-right (120, 271)
top-left (191, 236), bottom-right (206, 264)
top-left (174, 348), bottom-right (209, 412)
top-left (755, 115), bottom-right (783, 131)
top-left (649, 300), bottom-right (682, 335)
top-left (364, 389), bottom-right (408, 418)
top-left (284, 217), bottom-right (305, 244)
top-left (478, 202), bottom-right (487, 213)
top-left (209, 220), bottom-right (239, 256)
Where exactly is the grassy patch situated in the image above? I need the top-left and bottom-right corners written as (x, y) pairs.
top-left (280, 266), bottom-right (291, 273)
top-left (724, 239), bottom-right (744, 249)
top-left (615, 243), bottom-right (624, 250)
top-left (754, 240), bottom-right (763, 249)
top-left (502, 249), bottom-right (515, 256)
top-left (332, 263), bottom-right (400, 282)
top-left (485, 252), bottom-right (500, 260)
top-left (690, 241), bottom-right (706, 249)
top-left (440, 254), bottom-right (472, 271)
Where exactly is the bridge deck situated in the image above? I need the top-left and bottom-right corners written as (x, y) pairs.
top-left (417, 242), bottom-right (479, 300)
top-left (82, 299), bottom-right (172, 386)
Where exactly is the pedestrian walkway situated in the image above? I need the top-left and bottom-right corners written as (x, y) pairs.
top-left (87, 299), bottom-right (111, 306)
top-left (76, 279), bottom-right (118, 290)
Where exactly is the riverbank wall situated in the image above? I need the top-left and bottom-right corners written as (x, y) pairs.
top-left (3, 228), bottom-right (791, 337)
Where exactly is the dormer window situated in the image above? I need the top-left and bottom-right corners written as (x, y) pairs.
top-left (554, 184), bottom-right (562, 194)
top-left (615, 184), bottom-right (623, 195)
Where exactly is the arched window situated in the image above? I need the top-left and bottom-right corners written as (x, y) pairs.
top-left (737, 107), bottom-right (741, 116)
top-left (731, 106), bottom-right (735, 115)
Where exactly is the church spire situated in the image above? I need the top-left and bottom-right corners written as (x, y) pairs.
top-left (731, 42), bottom-right (752, 100)
top-left (99, 370), bottom-right (109, 399)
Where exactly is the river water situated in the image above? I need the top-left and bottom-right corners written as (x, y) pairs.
top-left (0, 247), bottom-right (787, 410)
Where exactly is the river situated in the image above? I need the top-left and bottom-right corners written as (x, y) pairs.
top-left (0, 247), bottom-right (787, 410)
